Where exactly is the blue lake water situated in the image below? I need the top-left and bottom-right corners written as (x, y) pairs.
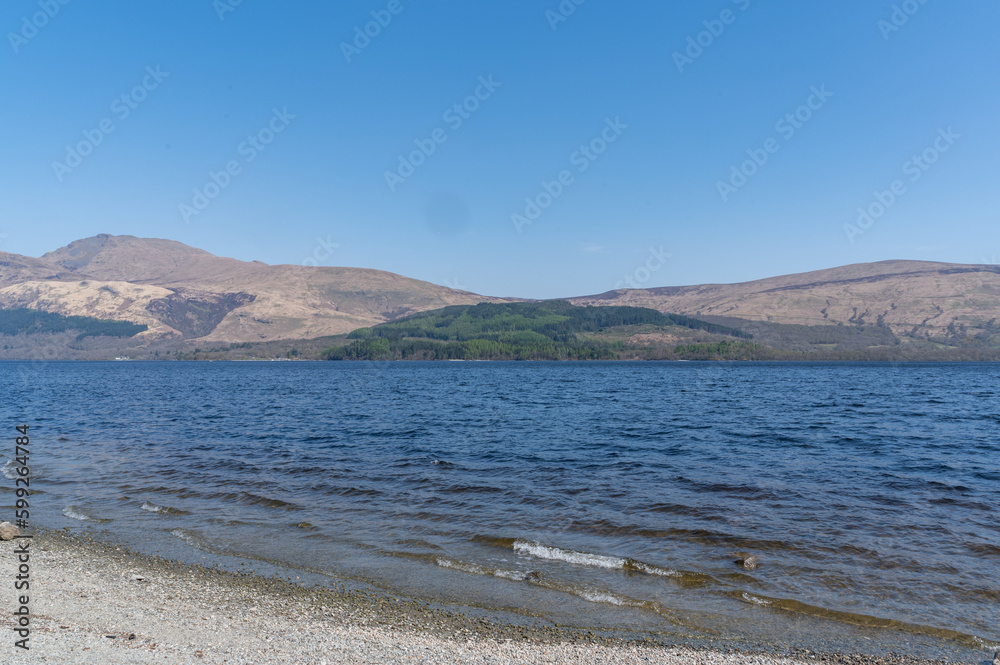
top-left (2, 361), bottom-right (998, 658)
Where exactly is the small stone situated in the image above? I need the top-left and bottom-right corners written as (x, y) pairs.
top-left (0, 522), bottom-right (19, 540)
top-left (130, 575), bottom-right (147, 582)
top-left (525, 571), bottom-right (542, 580)
top-left (736, 555), bottom-right (759, 570)
top-left (993, 650), bottom-right (999, 665)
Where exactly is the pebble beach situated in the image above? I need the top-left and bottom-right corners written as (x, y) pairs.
top-left (1, 530), bottom-right (967, 665)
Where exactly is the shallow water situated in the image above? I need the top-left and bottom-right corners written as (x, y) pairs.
top-left (3, 361), bottom-right (998, 658)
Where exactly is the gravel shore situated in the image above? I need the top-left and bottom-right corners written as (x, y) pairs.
top-left (1, 531), bottom-right (962, 665)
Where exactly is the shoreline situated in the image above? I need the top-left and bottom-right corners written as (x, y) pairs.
top-left (1, 529), bottom-right (965, 664)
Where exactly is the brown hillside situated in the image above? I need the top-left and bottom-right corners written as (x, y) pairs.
top-left (29, 234), bottom-right (511, 342)
top-left (568, 261), bottom-right (1000, 337)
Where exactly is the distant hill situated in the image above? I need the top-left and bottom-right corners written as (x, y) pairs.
top-left (2, 235), bottom-right (1000, 360)
top-left (568, 261), bottom-right (1000, 349)
top-left (323, 301), bottom-right (759, 361)
top-left (1, 234), bottom-right (511, 343)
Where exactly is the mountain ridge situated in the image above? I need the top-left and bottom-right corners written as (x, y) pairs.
top-left (3, 235), bottom-right (999, 351)
top-left (568, 259), bottom-right (1000, 341)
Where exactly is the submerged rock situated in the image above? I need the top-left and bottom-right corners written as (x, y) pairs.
top-left (736, 555), bottom-right (759, 570)
top-left (525, 571), bottom-right (542, 580)
top-left (0, 522), bottom-right (19, 540)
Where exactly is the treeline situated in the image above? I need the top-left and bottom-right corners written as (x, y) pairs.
top-left (346, 301), bottom-right (749, 343)
top-left (323, 301), bottom-right (753, 361)
top-left (325, 338), bottom-right (769, 362)
top-left (326, 337), bottom-right (618, 361)
top-left (669, 341), bottom-right (769, 360)
top-left (0, 308), bottom-right (147, 340)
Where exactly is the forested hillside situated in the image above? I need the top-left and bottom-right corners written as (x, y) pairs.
top-left (0, 308), bottom-right (148, 340)
top-left (323, 301), bottom-right (753, 360)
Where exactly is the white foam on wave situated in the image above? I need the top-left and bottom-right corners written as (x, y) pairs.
top-left (435, 558), bottom-right (528, 581)
top-left (973, 637), bottom-right (1000, 651)
top-left (493, 569), bottom-right (529, 581)
top-left (62, 506), bottom-right (94, 521)
top-left (436, 558), bottom-right (488, 575)
top-left (572, 588), bottom-right (633, 606)
top-left (141, 501), bottom-right (176, 514)
top-left (741, 592), bottom-right (772, 606)
top-left (2, 460), bottom-right (20, 480)
top-left (513, 540), bottom-right (625, 569)
top-left (171, 529), bottom-right (205, 549)
top-left (510, 540), bottom-right (684, 578)
top-left (629, 560), bottom-right (683, 578)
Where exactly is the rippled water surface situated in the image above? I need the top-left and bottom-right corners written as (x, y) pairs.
top-left (3, 361), bottom-right (998, 657)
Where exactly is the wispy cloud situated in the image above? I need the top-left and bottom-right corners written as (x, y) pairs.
top-left (582, 242), bottom-right (605, 254)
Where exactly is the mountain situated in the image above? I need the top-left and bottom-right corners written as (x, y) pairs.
top-left (2, 235), bottom-right (999, 358)
top-left (568, 261), bottom-right (1000, 346)
top-left (1, 234), bottom-right (512, 342)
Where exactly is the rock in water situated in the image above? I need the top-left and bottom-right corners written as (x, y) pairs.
top-left (736, 555), bottom-right (759, 570)
top-left (992, 650), bottom-right (999, 665)
top-left (0, 522), bottom-right (19, 540)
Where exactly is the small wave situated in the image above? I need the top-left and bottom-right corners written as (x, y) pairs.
top-left (436, 558), bottom-right (529, 581)
top-left (141, 501), bottom-right (188, 515)
top-left (973, 637), bottom-right (1000, 651)
top-left (434, 558), bottom-right (642, 607)
top-left (514, 540), bottom-right (626, 569)
top-left (966, 542), bottom-right (1000, 556)
top-left (572, 588), bottom-right (632, 606)
top-left (1, 460), bottom-right (19, 480)
top-left (62, 505), bottom-right (108, 522)
top-left (170, 528), bottom-right (214, 552)
top-left (728, 590), bottom-right (989, 648)
top-left (395, 538), bottom-right (443, 551)
top-left (530, 576), bottom-right (679, 616)
top-left (204, 491), bottom-right (302, 510)
top-left (510, 540), bottom-right (687, 580)
top-left (741, 592), bottom-right (772, 606)
top-left (336, 487), bottom-right (383, 498)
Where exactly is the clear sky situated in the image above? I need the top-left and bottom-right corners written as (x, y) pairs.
top-left (2, 1), bottom-right (998, 298)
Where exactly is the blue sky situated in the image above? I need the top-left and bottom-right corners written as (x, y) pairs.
top-left (2, 0), bottom-right (998, 298)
